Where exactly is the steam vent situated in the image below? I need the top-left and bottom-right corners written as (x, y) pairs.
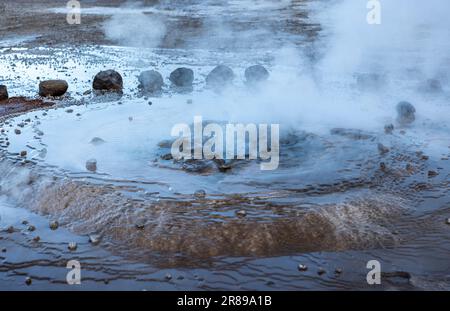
top-left (0, 0), bottom-right (449, 293)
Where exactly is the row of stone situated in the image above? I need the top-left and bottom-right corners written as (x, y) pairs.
top-left (0, 65), bottom-right (269, 100)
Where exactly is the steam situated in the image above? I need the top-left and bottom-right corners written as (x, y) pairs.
top-left (102, 1), bottom-right (166, 48)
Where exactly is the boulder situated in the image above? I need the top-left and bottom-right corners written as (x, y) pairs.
top-left (138, 70), bottom-right (164, 92)
top-left (396, 101), bottom-right (416, 125)
top-left (206, 65), bottom-right (234, 89)
top-left (93, 70), bottom-right (123, 92)
top-left (169, 67), bottom-right (194, 87)
top-left (245, 65), bottom-right (269, 84)
top-left (39, 80), bottom-right (68, 97)
top-left (0, 85), bottom-right (8, 101)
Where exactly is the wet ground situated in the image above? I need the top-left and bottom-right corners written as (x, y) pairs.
top-left (1, 0), bottom-right (450, 290)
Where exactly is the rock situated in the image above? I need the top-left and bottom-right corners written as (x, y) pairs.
top-left (235, 210), bottom-right (247, 217)
top-left (379, 162), bottom-right (386, 171)
top-left (245, 65), bottom-right (269, 84)
top-left (1, 248), bottom-right (6, 252)
top-left (89, 234), bottom-right (101, 245)
top-left (384, 124), bottom-right (394, 134)
top-left (138, 70), bottom-right (164, 92)
top-left (194, 189), bottom-right (206, 199)
top-left (66, 109), bottom-right (73, 113)
top-left (27, 225), bottom-right (36, 232)
top-left (22, 220), bottom-right (28, 225)
top-left (14, 129), bottom-right (21, 135)
top-left (356, 73), bottom-right (385, 90)
top-left (317, 268), bottom-right (326, 276)
top-left (135, 219), bottom-right (146, 230)
top-left (206, 65), bottom-right (234, 90)
top-left (297, 264), bottom-right (308, 272)
top-left (49, 220), bottom-right (59, 230)
top-left (0, 85), bottom-right (8, 101)
top-left (396, 101), bottom-right (416, 125)
top-left (90, 137), bottom-right (105, 146)
top-left (420, 79), bottom-right (443, 93)
top-left (428, 170), bottom-right (439, 177)
top-left (6, 226), bottom-right (15, 233)
top-left (86, 159), bottom-right (97, 172)
top-left (33, 236), bottom-right (40, 242)
top-left (160, 153), bottom-right (173, 160)
top-left (377, 143), bottom-right (390, 155)
top-left (169, 67), bottom-right (194, 87)
top-left (165, 273), bottom-right (172, 280)
top-left (335, 268), bottom-right (343, 275)
top-left (445, 218), bottom-right (450, 225)
top-left (20, 150), bottom-right (27, 157)
top-left (39, 80), bottom-right (68, 97)
top-left (68, 242), bottom-right (77, 251)
top-left (93, 70), bottom-right (123, 92)
top-left (25, 277), bottom-right (32, 286)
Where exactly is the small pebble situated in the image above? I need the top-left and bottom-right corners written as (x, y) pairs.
top-left (33, 236), bottom-right (40, 242)
top-left (49, 220), bottom-right (59, 230)
top-left (165, 273), bottom-right (172, 280)
top-left (22, 220), bottom-right (29, 225)
top-left (317, 268), bottom-right (326, 276)
top-left (89, 234), bottom-right (101, 245)
top-left (14, 129), bottom-right (21, 135)
top-left (1, 248), bottom-right (6, 253)
top-left (27, 225), bottom-right (36, 232)
top-left (379, 162), bottom-right (386, 171)
top-left (194, 189), bottom-right (206, 199)
top-left (66, 109), bottom-right (74, 113)
top-left (20, 150), bottom-right (27, 157)
top-left (68, 242), bottom-right (77, 251)
top-left (335, 268), bottom-right (343, 275)
top-left (235, 210), bottom-right (247, 217)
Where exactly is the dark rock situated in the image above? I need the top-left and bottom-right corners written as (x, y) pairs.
top-left (86, 159), bottom-right (97, 172)
top-left (380, 162), bottom-right (387, 171)
top-left (20, 150), bottom-right (27, 157)
top-left (396, 101), bottom-right (416, 125)
top-left (25, 277), bottom-right (32, 286)
top-left (0, 85), bottom-right (8, 101)
top-left (169, 67), bottom-right (194, 87)
top-left (27, 225), bottom-right (36, 232)
top-left (206, 65), bottom-right (234, 90)
top-left (93, 70), bottom-right (123, 92)
top-left (245, 65), bottom-right (269, 84)
top-left (68, 242), bottom-right (77, 251)
top-left (138, 70), bottom-right (163, 92)
top-left (317, 268), bottom-right (326, 276)
top-left (194, 189), bottom-right (206, 199)
top-left (161, 153), bottom-right (173, 160)
top-left (39, 80), bottom-right (68, 97)
top-left (165, 273), bottom-right (172, 280)
top-left (445, 218), bottom-right (450, 225)
top-left (14, 129), bottom-right (21, 135)
top-left (32, 236), bottom-right (40, 242)
top-left (297, 264), bottom-right (308, 272)
top-left (420, 79), bottom-right (443, 93)
top-left (135, 219), bottom-right (146, 230)
top-left (335, 268), bottom-right (343, 275)
top-left (428, 170), bottom-right (439, 177)
top-left (90, 137), bottom-right (105, 146)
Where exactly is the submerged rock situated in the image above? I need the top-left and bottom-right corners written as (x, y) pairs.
top-left (39, 80), bottom-right (68, 97)
top-left (86, 159), bottom-right (97, 172)
top-left (245, 65), bottom-right (269, 84)
top-left (93, 70), bottom-right (123, 92)
top-left (0, 85), bottom-right (9, 101)
top-left (138, 70), bottom-right (164, 92)
top-left (206, 65), bottom-right (234, 90)
top-left (396, 101), bottom-right (416, 125)
top-left (169, 67), bottom-right (194, 87)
